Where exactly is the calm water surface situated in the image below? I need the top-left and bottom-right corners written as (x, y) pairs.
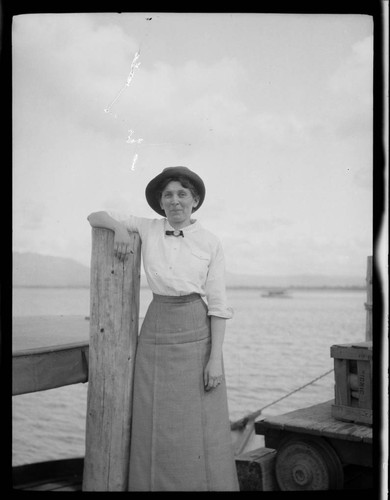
top-left (12, 287), bottom-right (366, 466)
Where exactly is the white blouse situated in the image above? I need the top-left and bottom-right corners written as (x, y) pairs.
top-left (108, 212), bottom-right (233, 319)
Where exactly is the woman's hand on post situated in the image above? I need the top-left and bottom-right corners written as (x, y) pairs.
top-left (86, 212), bottom-right (132, 262)
top-left (204, 357), bottom-right (223, 391)
top-left (114, 227), bottom-right (132, 261)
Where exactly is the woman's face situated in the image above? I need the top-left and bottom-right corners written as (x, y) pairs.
top-left (160, 180), bottom-right (199, 228)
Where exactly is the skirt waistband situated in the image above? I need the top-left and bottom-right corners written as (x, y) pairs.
top-left (152, 293), bottom-right (202, 304)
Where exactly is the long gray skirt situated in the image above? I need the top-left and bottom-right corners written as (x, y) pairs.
top-left (128, 293), bottom-right (239, 491)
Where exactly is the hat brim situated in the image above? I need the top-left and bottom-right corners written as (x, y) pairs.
top-left (145, 166), bottom-right (206, 217)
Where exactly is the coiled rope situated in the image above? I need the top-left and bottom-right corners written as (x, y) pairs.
top-left (231, 368), bottom-right (334, 455)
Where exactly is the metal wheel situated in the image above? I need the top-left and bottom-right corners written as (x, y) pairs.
top-left (275, 436), bottom-right (344, 490)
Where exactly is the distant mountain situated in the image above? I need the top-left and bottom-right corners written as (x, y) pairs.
top-left (12, 252), bottom-right (365, 289)
top-left (13, 252), bottom-right (90, 287)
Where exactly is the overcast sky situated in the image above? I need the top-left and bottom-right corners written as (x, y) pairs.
top-left (12, 12), bottom-right (374, 277)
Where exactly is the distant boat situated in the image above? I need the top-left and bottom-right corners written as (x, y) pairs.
top-left (261, 289), bottom-right (292, 298)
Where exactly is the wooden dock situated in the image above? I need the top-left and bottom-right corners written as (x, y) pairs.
top-left (13, 315), bottom-right (89, 395)
top-left (12, 243), bottom-right (375, 491)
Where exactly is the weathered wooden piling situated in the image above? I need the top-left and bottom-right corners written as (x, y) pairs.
top-left (365, 256), bottom-right (372, 341)
top-left (82, 228), bottom-right (141, 491)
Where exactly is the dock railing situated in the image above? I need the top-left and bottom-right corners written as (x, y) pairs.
top-left (82, 228), bottom-right (141, 491)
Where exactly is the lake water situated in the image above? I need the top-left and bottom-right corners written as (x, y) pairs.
top-left (12, 286), bottom-right (367, 466)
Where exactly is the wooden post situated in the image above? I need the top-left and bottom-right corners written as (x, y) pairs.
top-left (82, 228), bottom-right (141, 491)
top-left (365, 256), bottom-right (373, 341)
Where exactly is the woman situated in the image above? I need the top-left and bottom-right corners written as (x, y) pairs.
top-left (87, 166), bottom-right (239, 491)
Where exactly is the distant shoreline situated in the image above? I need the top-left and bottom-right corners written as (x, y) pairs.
top-left (13, 285), bottom-right (366, 291)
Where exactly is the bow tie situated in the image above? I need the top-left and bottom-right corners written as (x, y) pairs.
top-left (165, 230), bottom-right (184, 237)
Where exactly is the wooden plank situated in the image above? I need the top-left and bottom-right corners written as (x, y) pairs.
top-left (13, 316), bottom-right (90, 394)
top-left (333, 359), bottom-right (351, 406)
top-left (18, 480), bottom-right (81, 492)
top-left (13, 315), bottom-right (90, 353)
top-left (50, 478), bottom-right (82, 491)
top-left (331, 344), bottom-right (372, 361)
top-left (255, 401), bottom-right (372, 443)
top-left (82, 228), bottom-right (141, 492)
top-left (21, 480), bottom-right (76, 491)
top-left (236, 448), bottom-right (277, 491)
top-left (357, 360), bottom-right (372, 409)
top-left (331, 405), bottom-right (372, 426)
top-left (14, 339), bottom-right (88, 357)
top-left (12, 343), bottom-right (89, 395)
top-left (51, 484), bottom-right (82, 491)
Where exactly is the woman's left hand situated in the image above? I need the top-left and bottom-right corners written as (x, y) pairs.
top-left (204, 357), bottom-right (223, 391)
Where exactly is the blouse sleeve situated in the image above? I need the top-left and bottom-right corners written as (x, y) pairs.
top-left (106, 210), bottom-right (150, 240)
top-left (205, 240), bottom-right (234, 320)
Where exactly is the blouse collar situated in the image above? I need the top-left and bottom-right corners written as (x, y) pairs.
top-left (164, 218), bottom-right (200, 234)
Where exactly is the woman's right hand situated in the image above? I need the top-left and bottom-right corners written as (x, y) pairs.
top-left (87, 211), bottom-right (132, 261)
top-left (114, 227), bottom-right (132, 261)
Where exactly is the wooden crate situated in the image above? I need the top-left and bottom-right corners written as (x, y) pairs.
top-left (330, 341), bottom-right (372, 425)
top-left (235, 447), bottom-right (277, 491)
